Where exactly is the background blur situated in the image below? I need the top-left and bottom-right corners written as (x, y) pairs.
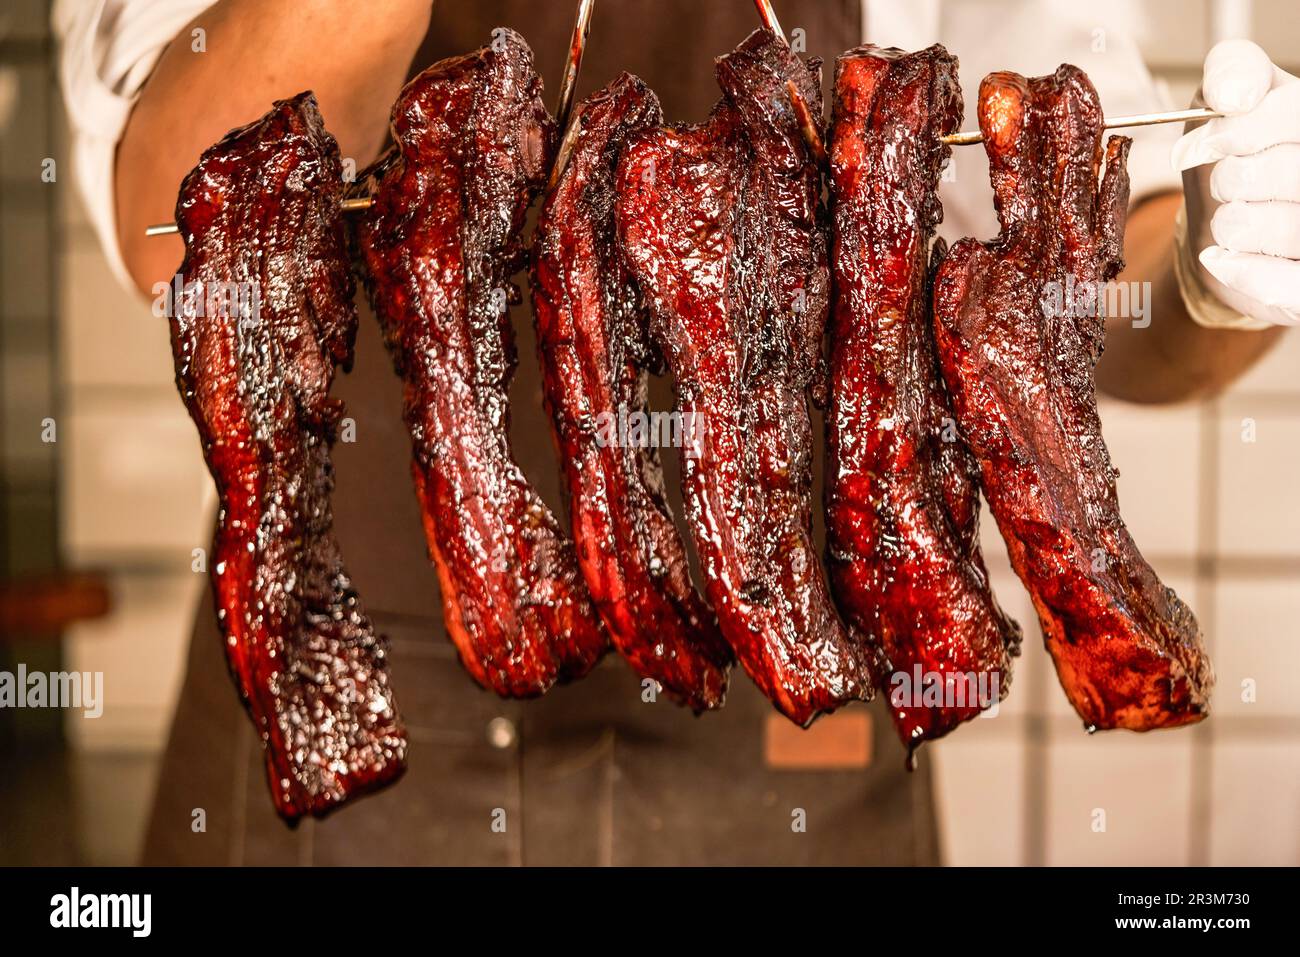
top-left (1, 0), bottom-right (1297, 865)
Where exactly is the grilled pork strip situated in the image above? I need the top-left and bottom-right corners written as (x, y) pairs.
top-left (617, 30), bottom-right (871, 725)
top-left (532, 74), bottom-right (733, 711)
top-left (357, 32), bottom-right (608, 697)
top-left (171, 93), bottom-right (406, 820)
top-left (932, 66), bottom-right (1213, 731)
top-left (826, 45), bottom-right (1021, 750)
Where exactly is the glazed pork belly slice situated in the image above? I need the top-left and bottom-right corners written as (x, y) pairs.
top-left (826, 45), bottom-right (1021, 750)
top-left (357, 32), bottom-right (608, 697)
top-left (617, 30), bottom-right (871, 725)
top-left (932, 66), bottom-right (1212, 731)
top-left (171, 92), bottom-right (405, 820)
top-left (532, 74), bottom-right (733, 711)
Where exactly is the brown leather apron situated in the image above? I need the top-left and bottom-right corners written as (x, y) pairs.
top-left (141, 0), bottom-right (940, 866)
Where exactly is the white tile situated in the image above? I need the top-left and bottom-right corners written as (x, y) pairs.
top-left (1167, 569), bottom-right (1208, 651)
top-left (1217, 413), bottom-right (1300, 557)
top-left (64, 572), bottom-right (201, 752)
top-left (70, 753), bottom-right (162, 865)
top-left (1, 347), bottom-right (57, 483)
top-left (1209, 739), bottom-right (1300, 865)
top-left (930, 737), bottom-right (1026, 866)
top-left (62, 393), bottom-right (213, 562)
top-left (985, 566), bottom-right (1050, 720)
top-left (1254, 0), bottom-right (1300, 75)
top-left (977, 498), bottom-right (1005, 567)
top-left (56, 170), bottom-right (92, 233)
top-left (1122, 0), bottom-right (1211, 69)
top-left (1227, 329), bottom-right (1300, 397)
top-left (60, 239), bottom-right (175, 391)
top-left (1044, 733), bottom-right (1194, 865)
top-left (1156, 77), bottom-right (1199, 112)
top-left (1212, 579), bottom-right (1300, 717)
top-left (1100, 400), bottom-right (1201, 557)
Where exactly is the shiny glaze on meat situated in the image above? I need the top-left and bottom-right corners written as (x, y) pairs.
top-left (171, 93), bottom-right (406, 820)
top-left (827, 46), bottom-right (1022, 751)
top-left (532, 74), bottom-right (733, 710)
top-left (932, 67), bottom-right (1213, 731)
top-left (616, 30), bottom-right (871, 726)
top-left (357, 32), bottom-right (608, 697)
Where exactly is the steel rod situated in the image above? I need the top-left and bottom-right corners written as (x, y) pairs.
top-left (941, 106), bottom-right (1222, 146)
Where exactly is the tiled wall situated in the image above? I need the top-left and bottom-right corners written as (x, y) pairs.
top-left (1, 0), bottom-right (65, 747)
top-left (933, 345), bottom-right (1300, 865)
top-left (928, 0), bottom-right (1300, 868)
top-left (38, 6), bottom-right (207, 754)
top-left (57, 164), bottom-right (207, 752)
top-left (31, 0), bottom-right (1300, 863)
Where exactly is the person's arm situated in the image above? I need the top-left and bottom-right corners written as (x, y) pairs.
top-left (115, 0), bottom-right (433, 296)
top-left (1097, 191), bottom-right (1285, 404)
top-left (1100, 40), bottom-right (1300, 404)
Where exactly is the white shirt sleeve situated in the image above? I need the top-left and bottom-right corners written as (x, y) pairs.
top-left (865, 0), bottom-right (1185, 243)
top-left (54, 0), bottom-right (219, 290)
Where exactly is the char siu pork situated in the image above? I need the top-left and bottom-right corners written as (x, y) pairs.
top-left (826, 45), bottom-right (1022, 750)
top-left (170, 93), bottom-right (406, 820)
top-left (357, 32), bottom-right (609, 698)
top-left (617, 30), bottom-right (871, 725)
top-left (532, 74), bottom-right (733, 710)
top-left (932, 66), bottom-right (1213, 731)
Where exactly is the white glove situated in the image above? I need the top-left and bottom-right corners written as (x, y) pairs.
top-left (1172, 39), bottom-right (1300, 328)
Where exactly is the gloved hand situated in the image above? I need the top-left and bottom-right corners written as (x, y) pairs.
top-left (1172, 39), bottom-right (1300, 328)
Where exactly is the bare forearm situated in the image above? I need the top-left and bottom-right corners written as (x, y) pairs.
top-left (115, 0), bottom-right (432, 295)
top-left (1097, 191), bottom-right (1285, 404)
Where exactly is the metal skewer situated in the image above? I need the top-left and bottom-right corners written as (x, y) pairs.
top-left (753, 0), bottom-right (828, 165)
top-left (753, 0), bottom-right (785, 36)
top-left (555, 0), bottom-right (596, 138)
top-left (145, 196), bottom-right (370, 236)
top-left (941, 106), bottom-right (1223, 146)
top-left (786, 79), bottom-right (829, 166)
top-left (148, 0), bottom-right (597, 237)
top-left (547, 0), bottom-right (598, 189)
